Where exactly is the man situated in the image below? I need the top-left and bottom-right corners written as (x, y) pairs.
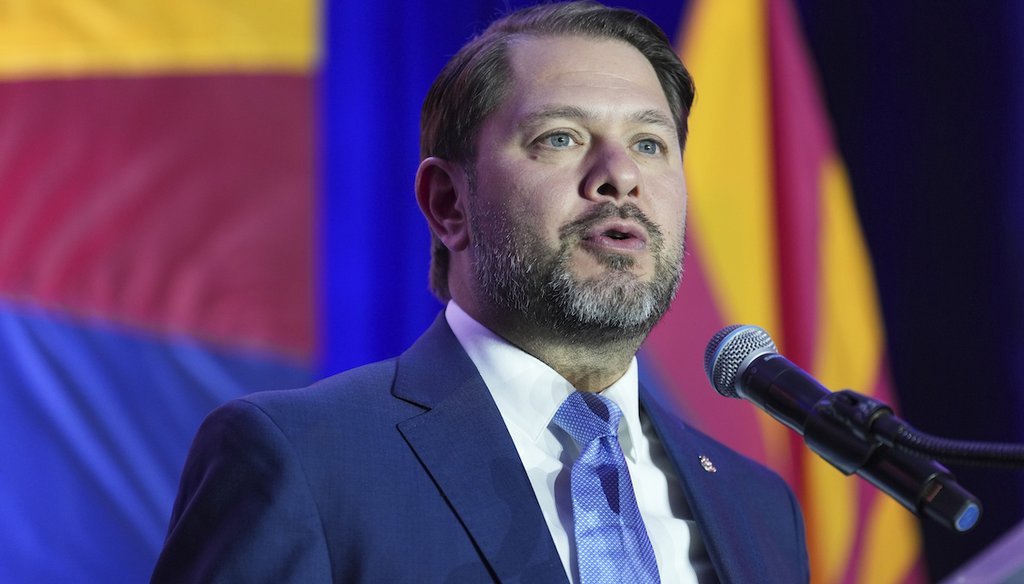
top-left (153, 2), bottom-right (809, 582)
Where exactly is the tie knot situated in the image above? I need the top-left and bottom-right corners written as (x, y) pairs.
top-left (552, 391), bottom-right (624, 447)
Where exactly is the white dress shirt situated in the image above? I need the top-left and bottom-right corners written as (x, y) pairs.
top-left (446, 301), bottom-right (716, 583)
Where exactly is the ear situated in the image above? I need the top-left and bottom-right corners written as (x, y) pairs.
top-left (415, 157), bottom-right (470, 252)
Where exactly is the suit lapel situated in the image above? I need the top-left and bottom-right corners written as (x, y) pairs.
top-left (394, 314), bottom-right (567, 583)
top-left (641, 388), bottom-right (762, 584)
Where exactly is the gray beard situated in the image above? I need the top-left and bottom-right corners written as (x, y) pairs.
top-left (469, 198), bottom-right (684, 344)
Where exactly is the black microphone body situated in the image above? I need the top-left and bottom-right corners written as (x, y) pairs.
top-left (705, 324), bottom-right (982, 532)
top-left (736, 351), bottom-right (835, 435)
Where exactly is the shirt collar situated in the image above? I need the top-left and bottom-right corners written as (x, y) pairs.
top-left (445, 300), bottom-right (642, 461)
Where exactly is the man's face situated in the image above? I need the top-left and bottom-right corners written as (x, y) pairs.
top-left (467, 35), bottom-right (687, 340)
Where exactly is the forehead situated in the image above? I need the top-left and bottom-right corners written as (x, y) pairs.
top-left (500, 35), bottom-right (672, 123)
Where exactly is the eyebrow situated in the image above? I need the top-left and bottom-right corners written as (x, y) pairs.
top-left (518, 105), bottom-right (677, 134)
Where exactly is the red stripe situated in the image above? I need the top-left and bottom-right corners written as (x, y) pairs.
top-left (768, 0), bottom-right (830, 368)
top-left (767, 0), bottom-right (836, 507)
top-left (0, 75), bottom-right (315, 358)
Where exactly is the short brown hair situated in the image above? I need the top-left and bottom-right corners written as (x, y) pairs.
top-left (420, 1), bottom-right (695, 300)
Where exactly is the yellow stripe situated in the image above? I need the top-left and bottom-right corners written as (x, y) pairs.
top-left (858, 495), bottom-right (921, 584)
top-left (0, 0), bottom-right (317, 78)
top-left (815, 158), bottom-right (921, 582)
top-left (811, 157), bottom-right (883, 582)
top-left (805, 455), bottom-right (856, 583)
top-left (681, 0), bottom-right (780, 341)
top-left (814, 157), bottom-right (884, 394)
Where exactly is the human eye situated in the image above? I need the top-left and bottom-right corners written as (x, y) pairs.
top-left (633, 137), bottom-right (666, 156)
top-left (538, 131), bottom-right (580, 149)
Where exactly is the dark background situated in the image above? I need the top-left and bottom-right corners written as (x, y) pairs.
top-left (795, 2), bottom-right (1024, 578)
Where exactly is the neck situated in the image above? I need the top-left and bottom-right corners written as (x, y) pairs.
top-left (481, 310), bottom-right (644, 392)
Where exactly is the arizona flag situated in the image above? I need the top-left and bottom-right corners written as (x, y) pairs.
top-left (0, 1), bottom-right (318, 581)
top-left (644, 0), bottom-right (925, 582)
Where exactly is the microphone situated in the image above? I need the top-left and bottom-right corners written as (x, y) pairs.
top-left (704, 324), bottom-right (982, 532)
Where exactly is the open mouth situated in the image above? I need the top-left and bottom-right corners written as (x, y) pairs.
top-left (583, 221), bottom-right (648, 251)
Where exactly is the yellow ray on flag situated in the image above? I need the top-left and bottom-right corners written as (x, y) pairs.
top-left (679, 0), bottom-right (781, 341)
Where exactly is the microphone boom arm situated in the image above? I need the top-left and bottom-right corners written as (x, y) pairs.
top-left (804, 388), bottom-right (982, 532)
top-left (739, 348), bottom-right (983, 532)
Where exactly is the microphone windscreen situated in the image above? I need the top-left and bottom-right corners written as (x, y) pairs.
top-left (704, 325), bottom-right (777, 398)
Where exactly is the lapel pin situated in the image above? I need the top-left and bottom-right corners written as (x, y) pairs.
top-left (699, 454), bottom-right (717, 473)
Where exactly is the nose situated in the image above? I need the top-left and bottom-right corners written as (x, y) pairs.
top-left (582, 142), bottom-right (640, 201)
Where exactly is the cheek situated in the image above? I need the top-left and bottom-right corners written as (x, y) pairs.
top-left (498, 169), bottom-right (578, 225)
top-left (648, 187), bottom-right (687, 247)
top-left (649, 174), bottom-right (687, 215)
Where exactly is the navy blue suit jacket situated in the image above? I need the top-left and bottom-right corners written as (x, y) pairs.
top-left (153, 314), bottom-right (809, 583)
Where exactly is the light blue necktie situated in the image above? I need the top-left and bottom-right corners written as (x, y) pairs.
top-left (553, 391), bottom-right (661, 584)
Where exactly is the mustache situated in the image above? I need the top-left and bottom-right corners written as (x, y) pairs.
top-left (558, 203), bottom-right (664, 246)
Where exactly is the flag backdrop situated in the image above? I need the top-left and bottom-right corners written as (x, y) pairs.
top-left (2, 1), bottom-right (1023, 582)
top-left (0, 1), bottom-right (319, 581)
top-left (645, 0), bottom-right (922, 581)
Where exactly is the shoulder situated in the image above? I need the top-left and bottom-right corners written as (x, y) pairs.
top-left (177, 355), bottom-right (402, 485)
top-left (232, 310), bottom-right (464, 422)
top-left (240, 357), bottom-right (400, 416)
top-left (183, 357), bottom-right (414, 469)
